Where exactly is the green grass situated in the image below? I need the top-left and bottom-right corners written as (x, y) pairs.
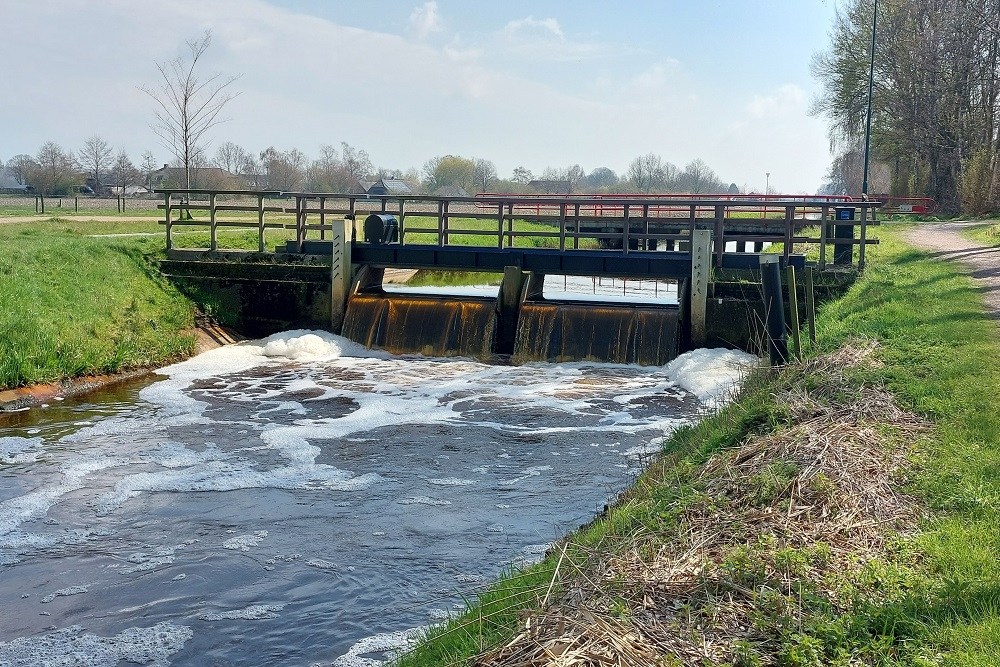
top-left (0, 219), bottom-right (198, 388)
top-left (396, 224), bottom-right (1000, 666)
top-left (963, 222), bottom-right (1000, 247)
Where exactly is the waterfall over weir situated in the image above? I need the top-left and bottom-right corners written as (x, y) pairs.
top-left (342, 293), bottom-right (497, 358)
top-left (513, 302), bottom-right (680, 366)
top-left (341, 277), bottom-right (683, 365)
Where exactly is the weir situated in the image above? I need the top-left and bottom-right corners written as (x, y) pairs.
top-left (155, 189), bottom-right (881, 366)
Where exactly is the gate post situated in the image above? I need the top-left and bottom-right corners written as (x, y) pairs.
top-left (330, 217), bottom-right (352, 333)
top-left (690, 229), bottom-right (711, 348)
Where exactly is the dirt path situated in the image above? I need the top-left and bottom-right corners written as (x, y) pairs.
top-left (904, 222), bottom-right (1000, 319)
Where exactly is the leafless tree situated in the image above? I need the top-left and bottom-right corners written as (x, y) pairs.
top-left (259, 147), bottom-right (306, 191)
top-left (627, 153), bottom-right (672, 193)
top-left (142, 30), bottom-right (240, 191)
top-left (473, 158), bottom-right (497, 193)
top-left (7, 154), bottom-right (34, 186)
top-left (139, 151), bottom-right (158, 191)
top-left (111, 150), bottom-right (141, 195)
top-left (214, 141), bottom-right (252, 175)
top-left (79, 135), bottom-right (113, 188)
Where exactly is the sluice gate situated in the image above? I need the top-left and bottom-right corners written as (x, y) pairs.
top-left (156, 189), bottom-right (882, 366)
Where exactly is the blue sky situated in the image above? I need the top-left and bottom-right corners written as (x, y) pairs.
top-left (2, 1), bottom-right (843, 192)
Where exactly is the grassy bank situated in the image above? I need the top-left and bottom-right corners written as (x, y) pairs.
top-left (396, 226), bottom-right (1000, 666)
top-left (0, 219), bottom-right (198, 389)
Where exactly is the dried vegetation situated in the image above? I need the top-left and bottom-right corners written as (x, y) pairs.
top-left (474, 340), bottom-right (929, 666)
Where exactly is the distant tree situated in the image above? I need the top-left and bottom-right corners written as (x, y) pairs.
top-left (7, 154), bottom-right (34, 186)
top-left (582, 167), bottom-right (619, 191)
top-left (627, 153), bottom-right (672, 193)
top-left (214, 141), bottom-right (252, 175)
top-left (473, 158), bottom-right (497, 193)
top-left (511, 166), bottom-right (533, 184)
top-left (676, 159), bottom-right (724, 194)
top-left (727, 183), bottom-right (741, 195)
top-left (110, 150), bottom-right (141, 194)
top-left (424, 155), bottom-right (476, 192)
top-left (340, 142), bottom-right (374, 184)
top-left (139, 151), bottom-right (158, 190)
top-left (26, 142), bottom-right (78, 195)
top-left (142, 30), bottom-right (241, 191)
top-left (259, 147), bottom-right (306, 191)
top-left (79, 135), bottom-right (113, 187)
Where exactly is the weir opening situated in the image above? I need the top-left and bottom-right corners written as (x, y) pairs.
top-left (341, 272), bottom-right (684, 365)
top-left (513, 302), bottom-right (681, 366)
top-left (342, 292), bottom-right (497, 359)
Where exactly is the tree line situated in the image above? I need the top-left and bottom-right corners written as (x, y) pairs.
top-left (812, 0), bottom-right (1000, 214)
top-left (1, 140), bottom-right (739, 198)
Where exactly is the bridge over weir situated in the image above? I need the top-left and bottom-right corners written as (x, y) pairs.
top-left (156, 189), bottom-right (880, 365)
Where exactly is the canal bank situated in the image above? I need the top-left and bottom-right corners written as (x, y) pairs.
top-left (393, 225), bottom-right (1000, 666)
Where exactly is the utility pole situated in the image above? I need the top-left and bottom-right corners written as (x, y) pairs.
top-left (861, 0), bottom-right (878, 199)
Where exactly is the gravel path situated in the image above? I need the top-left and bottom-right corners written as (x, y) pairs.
top-left (904, 222), bottom-right (1000, 320)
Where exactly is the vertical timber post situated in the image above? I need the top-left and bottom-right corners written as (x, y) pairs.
top-left (330, 217), bottom-right (352, 334)
top-left (690, 229), bottom-right (711, 348)
top-left (760, 255), bottom-right (788, 365)
top-left (805, 265), bottom-right (817, 347)
top-left (786, 264), bottom-right (801, 360)
top-left (209, 192), bottom-right (218, 252)
top-left (496, 265), bottom-right (528, 355)
top-left (164, 192), bottom-right (173, 251)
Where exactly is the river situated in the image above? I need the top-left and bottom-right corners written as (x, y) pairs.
top-left (0, 331), bottom-right (754, 666)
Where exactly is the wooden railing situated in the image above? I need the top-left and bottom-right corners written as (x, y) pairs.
top-left (156, 189), bottom-right (881, 269)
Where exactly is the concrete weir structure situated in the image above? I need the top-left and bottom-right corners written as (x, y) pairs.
top-left (156, 190), bottom-right (879, 365)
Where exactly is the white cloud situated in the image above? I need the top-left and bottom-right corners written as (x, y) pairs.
top-left (409, 2), bottom-right (442, 40)
top-left (504, 16), bottom-right (565, 41)
top-left (746, 84), bottom-right (807, 118)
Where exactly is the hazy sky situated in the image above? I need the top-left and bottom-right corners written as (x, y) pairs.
top-left (2, 0), bottom-right (842, 193)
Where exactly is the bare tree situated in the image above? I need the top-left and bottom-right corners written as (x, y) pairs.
top-left (214, 141), bottom-right (252, 175)
top-left (139, 151), bottom-right (158, 191)
top-left (627, 153), bottom-right (672, 193)
top-left (142, 30), bottom-right (240, 191)
top-left (473, 158), bottom-right (497, 193)
top-left (259, 147), bottom-right (306, 191)
top-left (7, 154), bottom-right (34, 186)
top-left (111, 150), bottom-right (141, 195)
top-left (79, 135), bottom-right (113, 190)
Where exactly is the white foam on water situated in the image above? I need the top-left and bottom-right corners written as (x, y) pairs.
top-left (120, 549), bottom-right (177, 575)
top-left (305, 557), bottom-right (339, 570)
top-left (40, 585), bottom-right (88, 603)
top-left (664, 348), bottom-right (760, 408)
top-left (0, 621), bottom-right (192, 666)
top-left (95, 460), bottom-right (385, 514)
top-left (499, 465), bottom-right (552, 486)
top-left (0, 455), bottom-right (132, 560)
top-left (197, 604), bottom-right (285, 621)
top-left (427, 478), bottom-right (476, 487)
top-left (223, 531), bottom-right (268, 552)
top-left (0, 436), bottom-right (43, 464)
top-left (397, 496), bottom-right (452, 506)
top-left (332, 627), bottom-right (425, 667)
